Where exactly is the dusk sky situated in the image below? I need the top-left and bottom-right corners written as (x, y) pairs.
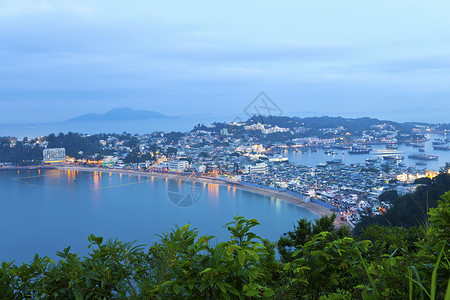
top-left (1, 0), bottom-right (450, 124)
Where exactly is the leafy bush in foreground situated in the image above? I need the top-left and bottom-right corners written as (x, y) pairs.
top-left (1, 193), bottom-right (449, 299)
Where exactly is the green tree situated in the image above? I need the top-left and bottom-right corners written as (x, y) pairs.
top-left (277, 214), bottom-right (351, 262)
top-left (378, 190), bottom-right (398, 202)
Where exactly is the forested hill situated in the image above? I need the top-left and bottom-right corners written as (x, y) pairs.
top-left (354, 169), bottom-right (450, 234)
top-left (247, 115), bottom-right (417, 133)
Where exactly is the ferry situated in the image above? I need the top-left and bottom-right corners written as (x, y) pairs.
top-left (382, 155), bottom-right (404, 161)
top-left (348, 146), bottom-right (371, 154)
top-left (326, 159), bottom-right (343, 165)
top-left (432, 139), bottom-right (445, 146)
top-left (433, 145), bottom-right (450, 151)
top-left (408, 153), bottom-right (438, 160)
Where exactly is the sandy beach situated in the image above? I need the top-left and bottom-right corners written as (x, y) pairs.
top-left (55, 165), bottom-right (338, 221)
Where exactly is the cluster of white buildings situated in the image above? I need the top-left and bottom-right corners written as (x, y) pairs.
top-left (243, 123), bottom-right (289, 134)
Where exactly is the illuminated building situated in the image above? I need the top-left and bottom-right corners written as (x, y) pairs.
top-left (168, 160), bottom-right (189, 171)
top-left (244, 162), bottom-right (268, 174)
top-left (43, 148), bottom-right (66, 163)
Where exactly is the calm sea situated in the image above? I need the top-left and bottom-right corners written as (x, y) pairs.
top-left (0, 169), bottom-right (317, 263)
top-left (0, 116), bottom-right (223, 139)
top-left (285, 134), bottom-right (450, 171)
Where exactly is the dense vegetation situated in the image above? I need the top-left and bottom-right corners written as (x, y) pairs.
top-left (0, 137), bottom-right (42, 165)
top-left (246, 115), bottom-right (415, 134)
top-left (1, 190), bottom-right (449, 299)
top-left (46, 132), bottom-right (119, 159)
top-left (354, 171), bottom-right (450, 233)
top-left (190, 115), bottom-right (430, 140)
top-left (0, 132), bottom-right (160, 164)
top-left (0, 115), bottom-right (441, 164)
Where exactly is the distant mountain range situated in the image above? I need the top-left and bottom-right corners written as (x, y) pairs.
top-left (67, 108), bottom-right (168, 122)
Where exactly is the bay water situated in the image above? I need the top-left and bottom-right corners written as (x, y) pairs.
top-left (0, 169), bottom-right (317, 263)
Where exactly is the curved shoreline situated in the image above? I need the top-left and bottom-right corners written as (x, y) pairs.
top-left (55, 165), bottom-right (336, 220)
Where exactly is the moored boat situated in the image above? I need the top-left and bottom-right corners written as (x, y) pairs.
top-left (433, 145), bottom-right (450, 151)
top-left (385, 144), bottom-right (398, 150)
top-left (408, 153), bottom-right (438, 160)
top-left (432, 139), bottom-right (445, 146)
top-left (326, 159), bottom-right (343, 165)
top-left (365, 157), bottom-right (379, 163)
top-left (382, 155), bottom-right (404, 161)
top-left (410, 142), bottom-right (425, 148)
top-left (348, 146), bottom-right (371, 154)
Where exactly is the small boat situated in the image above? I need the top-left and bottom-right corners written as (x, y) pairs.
top-left (383, 155), bottom-right (404, 161)
top-left (333, 145), bottom-right (351, 150)
top-left (386, 144), bottom-right (398, 150)
top-left (410, 142), bottom-right (425, 148)
top-left (365, 157), bottom-right (379, 163)
top-left (326, 159), bottom-right (343, 165)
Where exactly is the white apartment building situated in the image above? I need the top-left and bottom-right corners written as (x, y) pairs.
top-left (244, 162), bottom-right (268, 174)
top-left (168, 160), bottom-right (189, 171)
top-left (43, 148), bottom-right (66, 163)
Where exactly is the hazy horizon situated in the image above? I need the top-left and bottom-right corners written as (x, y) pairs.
top-left (1, 1), bottom-right (449, 124)
top-left (1, 106), bottom-right (448, 126)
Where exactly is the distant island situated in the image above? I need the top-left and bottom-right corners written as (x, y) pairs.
top-left (67, 107), bottom-right (168, 122)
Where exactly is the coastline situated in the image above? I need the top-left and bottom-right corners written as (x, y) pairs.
top-left (0, 165), bottom-right (55, 171)
top-left (55, 165), bottom-right (336, 220)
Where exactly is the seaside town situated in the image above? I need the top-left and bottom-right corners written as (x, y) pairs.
top-left (1, 116), bottom-right (449, 227)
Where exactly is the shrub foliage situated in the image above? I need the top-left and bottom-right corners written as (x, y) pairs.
top-left (1, 193), bottom-right (449, 299)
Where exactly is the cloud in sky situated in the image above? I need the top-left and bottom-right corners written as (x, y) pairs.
top-left (0, 0), bottom-right (449, 124)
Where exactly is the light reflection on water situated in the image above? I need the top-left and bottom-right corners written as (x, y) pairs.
top-left (0, 169), bottom-right (317, 263)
